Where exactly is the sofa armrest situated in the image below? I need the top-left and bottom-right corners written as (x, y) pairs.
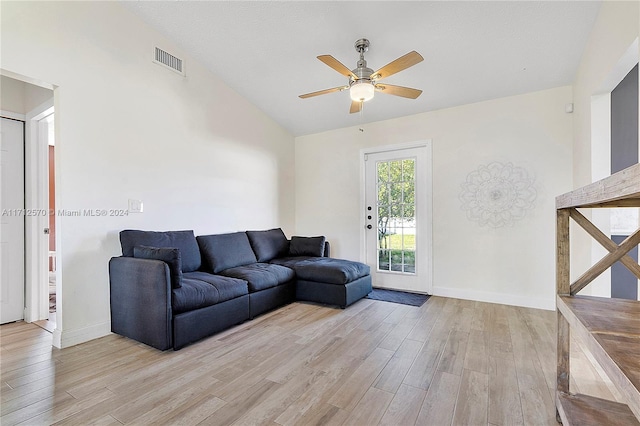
top-left (109, 256), bottom-right (173, 350)
top-left (324, 241), bottom-right (331, 257)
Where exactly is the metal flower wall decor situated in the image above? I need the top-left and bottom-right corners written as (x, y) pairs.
top-left (460, 162), bottom-right (537, 228)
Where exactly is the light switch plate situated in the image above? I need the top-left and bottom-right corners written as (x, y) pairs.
top-left (128, 199), bottom-right (144, 213)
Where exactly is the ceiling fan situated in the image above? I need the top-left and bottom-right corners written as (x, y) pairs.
top-left (299, 38), bottom-right (424, 114)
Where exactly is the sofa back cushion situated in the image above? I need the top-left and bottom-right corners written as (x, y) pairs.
top-left (289, 236), bottom-right (326, 257)
top-left (120, 230), bottom-right (201, 272)
top-left (133, 246), bottom-right (183, 288)
top-left (197, 232), bottom-right (258, 273)
top-left (246, 228), bottom-right (289, 262)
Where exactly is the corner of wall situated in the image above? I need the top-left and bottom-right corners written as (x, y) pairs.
top-left (52, 322), bottom-right (112, 349)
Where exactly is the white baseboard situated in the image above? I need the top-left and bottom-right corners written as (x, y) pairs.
top-left (431, 286), bottom-right (555, 311)
top-left (52, 321), bottom-right (112, 349)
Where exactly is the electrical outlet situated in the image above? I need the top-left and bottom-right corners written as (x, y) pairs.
top-left (128, 199), bottom-right (144, 213)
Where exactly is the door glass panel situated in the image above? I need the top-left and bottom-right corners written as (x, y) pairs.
top-left (377, 162), bottom-right (389, 183)
top-left (376, 158), bottom-right (416, 274)
top-left (390, 160), bottom-right (402, 179)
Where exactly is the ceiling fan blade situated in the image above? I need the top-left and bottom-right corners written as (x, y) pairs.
top-left (371, 51), bottom-right (424, 80)
top-left (318, 55), bottom-right (358, 80)
top-left (299, 86), bottom-right (349, 99)
top-left (375, 84), bottom-right (422, 99)
top-left (350, 100), bottom-right (363, 114)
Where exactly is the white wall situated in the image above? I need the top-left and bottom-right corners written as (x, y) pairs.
top-left (1, 75), bottom-right (26, 114)
top-left (1, 75), bottom-right (53, 115)
top-left (295, 87), bottom-right (573, 310)
top-left (571, 1), bottom-right (639, 294)
top-left (1, 2), bottom-right (295, 347)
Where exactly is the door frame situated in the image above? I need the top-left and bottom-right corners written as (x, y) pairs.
top-left (24, 99), bottom-right (54, 322)
top-left (359, 140), bottom-right (433, 294)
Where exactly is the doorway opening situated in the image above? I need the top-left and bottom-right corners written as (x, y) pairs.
top-left (30, 107), bottom-right (56, 333)
top-left (610, 63), bottom-right (639, 300)
top-left (45, 113), bottom-right (56, 329)
top-left (0, 73), bottom-right (56, 331)
top-left (589, 38), bottom-right (640, 301)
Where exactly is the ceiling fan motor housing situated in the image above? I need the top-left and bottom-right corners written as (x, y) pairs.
top-left (352, 66), bottom-right (373, 82)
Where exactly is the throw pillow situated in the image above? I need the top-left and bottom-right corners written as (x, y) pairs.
top-left (196, 232), bottom-right (258, 274)
top-left (246, 228), bottom-right (289, 262)
top-left (289, 236), bottom-right (326, 257)
top-left (133, 245), bottom-right (183, 288)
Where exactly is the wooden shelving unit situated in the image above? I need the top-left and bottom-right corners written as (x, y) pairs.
top-left (556, 163), bottom-right (640, 426)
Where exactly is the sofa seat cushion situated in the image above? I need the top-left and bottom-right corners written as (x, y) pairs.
top-left (218, 263), bottom-right (295, 292)
top-left (172, 272), bottom-right (248, 314)
top-left (270, 257), bottom-right (370, 285)
top-left (120, 230), bottom-right (201, 272)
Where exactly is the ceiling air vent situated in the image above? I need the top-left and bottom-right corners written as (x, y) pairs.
top-left (153, 47), bottom-right (184, 76)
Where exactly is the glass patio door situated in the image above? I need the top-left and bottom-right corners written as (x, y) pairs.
top-left (364, 143), bottom-right (432, 293)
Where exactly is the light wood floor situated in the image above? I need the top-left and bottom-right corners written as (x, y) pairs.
top-left (0, 296), bottom-right (621, 425)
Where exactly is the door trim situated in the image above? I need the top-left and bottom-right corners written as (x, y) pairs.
top-left (24, 99), bottom-right (54, 323)
top-left (0, 110), bottom-right (26, 121)
top-left (359, 140), bottom-right (433, 294)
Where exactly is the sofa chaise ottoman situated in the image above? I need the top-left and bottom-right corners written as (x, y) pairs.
top-left (271, 256), bottom-right (372, 308)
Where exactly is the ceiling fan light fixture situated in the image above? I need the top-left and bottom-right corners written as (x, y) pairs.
top-left (350, 80), bottom-right (375, 102)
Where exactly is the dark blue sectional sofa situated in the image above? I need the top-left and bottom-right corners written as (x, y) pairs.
top-left (109, 228), bottom-right (372, 350)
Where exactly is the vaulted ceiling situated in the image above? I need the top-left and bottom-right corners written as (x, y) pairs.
top-left (123, 1), bottom-right (601, 136)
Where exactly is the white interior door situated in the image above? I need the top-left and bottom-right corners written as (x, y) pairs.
top-left (364, 143), bottom-right (432, 293)
top-left (1, 117), bottom-right (26, 323)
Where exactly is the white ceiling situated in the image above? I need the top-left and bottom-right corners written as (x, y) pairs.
top-left (122, 1), bottom-right (601, 137)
